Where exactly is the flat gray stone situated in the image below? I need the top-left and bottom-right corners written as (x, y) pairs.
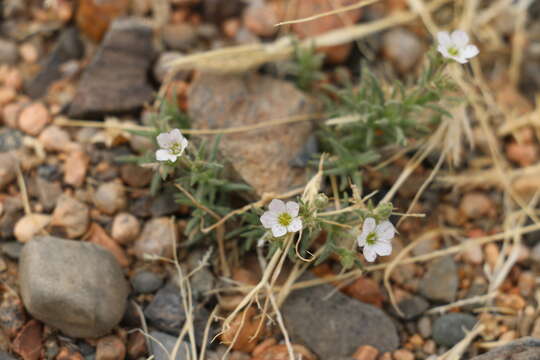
top-left (433, 313), bottom-right (477, 347)
top-left (282, 274), bottom-right (399, 358)
top-left (148, 331), bottom-right (189, 360)
top-left (19, 236), bottom-right (129, 338)
top-left (419, 256), bottom-right (458, 303)
top-left (470, 337), bottom-right (540, 360)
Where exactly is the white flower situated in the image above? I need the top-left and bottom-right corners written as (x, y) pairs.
top-left (260, 199), bottom-right (303, 237)
top-left (436, 30), bottom-right (479, 64)
top-left (357, 217), bottom-right (395, 262)
top-left (155, 129), bottom-right (188, 162)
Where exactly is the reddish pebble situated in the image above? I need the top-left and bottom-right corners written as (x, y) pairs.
top-left (459, 192), bottom-right (495, 220)
top-left (18, 102), bottom-right (51, 136)
top-left (243, 3), bottom-right (278, 37)
top-left (352, 345), bottom-right (379, 360)
top-left (0, 87), bottom-right (16, 106)
top-left (506, 142), bottom-right (538, 167)
top-left (64, 151), bottom-right (90, 187)
top-left (11, 320), bottom-right (43, 360)
top-left (126, 331), bottom-right (147, 359)
top-left (19, 43), bottom-right (38, 64)
top-left (393, 349), bottom-right (415, 360)
top-left (96, 335), bottom-right (125, 360)
top-left (56, 347), bottom-right (84, 360)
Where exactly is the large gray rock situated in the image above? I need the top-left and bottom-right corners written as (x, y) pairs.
top-left (19, 236), bottom-right (129, 338)
top-left (68, 18), bottom-right (155, 117)
top-left (282, 274), bottom-right (399, 358)
top-left (419, 256), bottom-right (458, 303)
top-left (470, 337), bottom-right (540, 360)
top-left (187, 72), bottom-right (317, 197)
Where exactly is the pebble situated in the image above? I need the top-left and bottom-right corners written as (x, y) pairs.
top-left (162, 23), bottom-right (197, 51)
top-left (419, 256), bottom-right (458, 303)
top-left (0, 292), bottom-right (26, 337)
top-left (56, 347), bottom-right (84, 360)
top-left (382, 28), bottom-right (423, 73)
top-left (126, 332), bottom-right (147, 359)
top-left (469, 337), bottom-right (540, 360)
top-left (130, 270), bottom-right (163, 294)
top-left (64, 151), bottom-right (90, 187)
top-left (35, 177), bottom-right (62, 211)
top-left (14, 214), bottom-right (51, 243)
top-left (221, 307), bottom-right (265, 352)
top-left (418, 316), bottom-right (432, 338)
top-left (11, 319), bottom-right (43, 360)
top-left (496, 293), bottom-right (526, 311)
top-left (18, 102), bottom-right (51, 136)
top-left (432, 313), bottom-right (477, 347)
top-left (96, 335), bottom-right (125, 360)
top-left (111, 212), bottom-right (140, 245)
top-left (120, 163), bottom-right (153, 188)
top-left (148, 331), bottom-right (188, 360)
top-left (19, 43), bottom-right (39, 63)
top-left (187, 250), bottom-right (216, 300)
top-left (134, 217), bottom-right (177, 259)
top-left (251, 344), bottom-right (316, 360)
top-left (506, 142), bottom-right (538, 167)
top-left (4, 68), bottom-right (23, 90)
top-left (396, 296), bottom-right (429, 320)
top-left (459, 192), bottom-right (495, 220)
top-left (19, 236), bottom-right (129, 338)
top-left (393, 349), bottom-right (415, 360)
top-left (484, 243), bottom-right (500, 270)
top-left (353, 345), bottom-right (379, 360)
top-left (243, 2), bottom-right (278, 37)
top-left (86, 223), bottom-right (129, 267)
top-left (0, 153), bottom-right (16, 190)
top-left (50, 194), bottom-right (90, 238)
top-left (0, 87), bottom-right (15, 106)
top-left (0, 39), bottom-right (18, 64)
top-left (93, 181), bottom-right (127, 215)
top-left (462, 243), bottom-right (484, 265)
top-left (2, 102), bottom-right (24, 128)
top-left (38, 125), bottom-right (76, 153)
top-left (518, 271), bottom-right (535, 297)
top-left (1, 242), bottom-right (24, 260)
top-left (343, 277), bottom-right (384, 308)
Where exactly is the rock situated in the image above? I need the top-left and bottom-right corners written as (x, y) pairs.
top-left (202, 0), bottom-right (245, 23)
top-left (419, 256), bottom-right (458, 303)
top-left (162, 24), bottom-right (197, 51)
top-left (393, 349), bottom-right (414, 360)
top-left (50, 195), bottom-right (89, 238)
top-left (130, 270), bottom-right (163, 294)
top-left (147, 331), bottom-right (189, 360)
top-left (86, 223), bottom-right (129, 267)
top-left (19, 236), bottom-right (129, 338)
top-left (0, 39), bottom-right (18, 64)
top-left (96, 335), bottom-right (125, 360)
top-left (152, 52), bottom-right (188, 84)
top-left (418, 316), bottom-right (431, 338)
top-left (38, 125), bottom-right (77, 153)
top-left (18, 103), bottom-right (51, 136)
top-left (382, 28), bottom-right (423, 73)
top-left (111, 212), bottom-right (140, 245)
top-left (134, 217), bottom-right (177, 259)
top-left (0, 292), bottom-right (26, 338)
top-left (144, 282), bottom-right (211, 344)
top-left (0, 87), bottom-right (15, 106)
top-left (0, 153), bottom-right (16, 190)
top-left (14, 214), bottom-right (51, 243)
top-left (26, 28), bottom-right (84, 99)
top-left (469, 337), bottom-right (540, 360)
top-left (93, 181), bottom-right (127, 215)
top-left (0, 129), bottom-right (23, 152)
top-left (353, 345), bottom-right (379, 360)
top-left (287, 0), bottom-right (363, 63)
top-left (463, 280), bottom-right (488, 312)
top-left (187, 72), bottom-right (316, 197)
top-left (55, 347), bottom-right (84, 360)
top-left (251, 344), bottom-right (316, 360)
top-left (221, 307), bottom-right (266, 352)
top-left (432, 313), bottom-right (477, 347)
top-left (150, 191), bottom-right (179, 217)
top-left (126, 332), bottom-right (147, 359)
top-left (76, 0), bottom-right (130, 42)
top-left (68, 17), bottom-right (155, 117)
top-left (519, 271), bottom-right (535, 297)
top-left (11, 320), bottom-right (42, 360)
top-left (460, 192), bottom-right (495, 220)
top-left (35, 177), bottom-right (62, 211)
top-left (19, 43), bottom-right (39, 64)
top-left (64, 151), bottom-right (90, 187)
top-left (187, 251), bottom-right (215, 300)
top-left (1, 242), bottom-right (23, 260)
top-left (282, 274), bottom-right (399, 358)
top-left (0, 351), bottom-right (16, 360)
top-left (120, 164), bottom-right (152, 188)
top-left (243, 2), bottom-right (278, 37)
top-left (396, 296), bottom-right (429, 320)
top-left (342, 277), bottom-right (384, 308)
top-left (506, 142), bottom-right (538, 167)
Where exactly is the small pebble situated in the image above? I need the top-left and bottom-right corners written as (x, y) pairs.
top-left (111, 212), bottom-right (140, 245)
top-left (353, 345), bottom-right (379, 360)
top-left (432, 313), bottom-right (477, 347)
top-left (418, 316), bottom-right (432, 338)
top-left (18, 102), bottom-right (50, 136)
top-left (130, 270), bottom-right (163, 294)
top-left (96, 335), bottom-right (125, 360)
top-left (460, 192), bottom-right (495, 220)
top-left (393, 349), bottom-right (415, 360)
top-left (93, 181), bottom-right (127, 215)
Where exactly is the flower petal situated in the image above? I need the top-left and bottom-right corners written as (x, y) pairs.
top-left (271, 224), bottom-right (287, 237)
top-left (437, 45), bottom-right (450, 58)
top-left (286, 201), bottom-right (300, 217)
top-left (376, 220), bottom-right (395, 242)
top-left (357, 232), bottom-right (368, 247)
top-left (260, 211), bottom-right (277, 229)
top-left (373, 242), bottom-right (392, 257)
top-left (180, 136), bottom-right (189, 151)
top-left (436, 31), bottom-right (451, 47)
top-left (462, 44), bottom-right (479, 59)
top-left (269, 199), bottom-right (286, 213)
top-left (451, 30), bottom-right (469, 47)
top-left (156, 149), bottom-right (177, 162)
top-left (287, 218), bottom-right (302, 232)
top-left (363, 246), bottom-right (377, 262)
top-left (157, 132), bottom-right (173, 149)
top-left (169, 128), bottom-right (184, 142)
top-left (362, 217), bottom-right (377, 233)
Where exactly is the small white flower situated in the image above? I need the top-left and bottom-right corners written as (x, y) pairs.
top-left (260, 199), bottom-right (303, 237)
top-left (155, 129), bottom-right (188, 162)
top-left (436, 30), bottom-right (479, 64)
top-left (357, 217), bottom-right (395, 262)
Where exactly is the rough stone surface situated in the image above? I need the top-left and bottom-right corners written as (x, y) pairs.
top-left (93, 181), bottom-right (127, 215)
top-left (396, 296), bottom-right (429, 320)
top-left (0, 129), bottom-right (23, 152)
top-left (50, 194), bottom-right (89, 239)
top-left (282, 274), bottom-right (399, 358)
top-left (470, 337), bottom-right (540, 360)
top-left (130, 270), bottom-right (163, 294)
top-left (134, 217), bottom-right (177, 259)
top-left (148, 331), bottom-right (189, 360)
top-left (419, 256), bottom-right (458, 303)
top-left (68, 17), bottom-right (155, 117)
top-left (0, 153), bottom-right (17, 190)
top-left (19, 236), bottom-right (129, 338)
top-left (187, 72), bottom-right (316, 197)
top-left (432, 313), bottom-right (477, 347)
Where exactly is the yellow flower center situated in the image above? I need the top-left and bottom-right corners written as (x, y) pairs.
top-left (448, 47), bottom-right (459, 56)
top-left (169, 142), bottom-right (183, 155)
top-left (278, 212), bottom-right (292, 227)
top-left (366, 232), bottom-right (377, 245)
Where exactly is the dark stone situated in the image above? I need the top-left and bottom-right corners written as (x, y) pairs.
top-left (0, 351), bottom-right (17, 360)
top-left (131, 270), bottom-right (164, 294)
top-left (150, 191), bottom-right (179, 217)
top-left (26, 27), bottom-right (84, 99)
top-left (432, 313), bottom-right (477, 347)
top-left (0, 242), bottom-right (23, 260)
top-left (0, 198), bottom-right (23, 239)
top-left (282, 273), bottom-right (399, 358)
top-left (289, 134), bottom-right (318, 168)
top-left (202, 0), bottom-right (245, 23)
top-left (130, 196), bottom-right (153, 218)
top-left (396, 296), bottom-right (429, 320)
top-left (0, 129), bottom-right (23, 152)
top-left (148, 331), bottom-right (188, 360)
top-left (68, 17), bottom-right (155, 117)
top-left (37, 164), bottom-right (62, 182)
top-left (470, 337), bottom-right (540, 360)
top-left (419, 256), bottom-right (458, 303)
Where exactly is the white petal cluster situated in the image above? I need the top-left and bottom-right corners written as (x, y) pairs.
top-left (260, 199), bottom-right (303, 237)
top-left (155, 129), bottom-right (188, 162)
top-left (357, 217), bottom-right (395, 262)
top-left (436, 30), bottom-right (479, 64)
